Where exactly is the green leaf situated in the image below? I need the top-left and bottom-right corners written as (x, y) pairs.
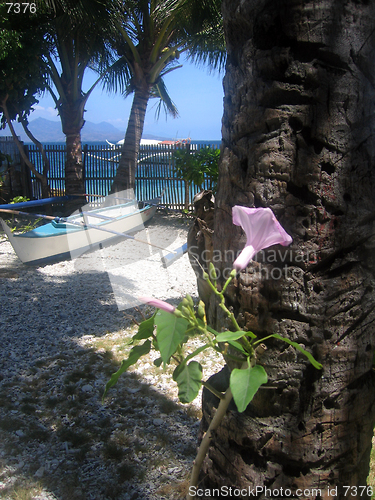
top-left (271, 334), bottom-right (323, 370)
top-left (216, 330), bottom-right (251, 342)
top-left (246, 331), bottom-right (257, 339)
top-left (155, 310), bottom-right (188, 364)
top-left (154, 357), bottom-right (163, 367)
top-left (103, 340), bottom-right (151, 399)
top-left (227, 340), bottom-right (247, 354)
top-left (173, 361), bottom-right (202, 403)
top-left (207, 325), bottom-right (220, 336)
top-left (230, 364), bottom-right (268, 413)
top-left (133, 315), bottom-right (155, 340)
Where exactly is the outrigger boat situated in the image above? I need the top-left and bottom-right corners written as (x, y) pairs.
top-left (0, 194), bottom-right (160, 265)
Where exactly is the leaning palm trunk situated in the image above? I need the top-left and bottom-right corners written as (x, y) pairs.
top-left (111, 88), bottom-right (150, 193)
top-left (198, 0), bottom-right (375, 496)
top-left (21, 119), bottom-right (51, 199)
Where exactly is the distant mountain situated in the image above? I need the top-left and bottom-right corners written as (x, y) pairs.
top-left (24, 118), bottom-right (65, 142)
top-left (81, 120), bottom-right (126, 142)
top-left (0, 117), bottom-right (128, 143)
top-left (0, 117), bottom-right (169, 144)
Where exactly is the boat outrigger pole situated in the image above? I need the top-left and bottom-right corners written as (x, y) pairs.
top-left (0, 208), bottom-right (176, 254)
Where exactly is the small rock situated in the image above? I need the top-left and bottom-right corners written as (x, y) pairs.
top-left (168, 466), bottom-right (180, 474)
top-left (34, 466), bottom-right (44, 478)
top-left (81, 384), bottom-right (94, 393)
top-left (153, 418), bottom-right (164, 426)
top-left (126, 387), bottom-right (141, 394)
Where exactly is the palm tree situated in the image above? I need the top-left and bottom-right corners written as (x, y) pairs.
top-left (108, 0), bottom-right (225, 193)
top-left (196, 0), bottom-right (375, 494)
top-left (38, 0), bottom-right (119, 199)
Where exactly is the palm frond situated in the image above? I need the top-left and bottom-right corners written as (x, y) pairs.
top-left (37, 0), bottom-right (121, 26)
top-left (150, 77), bottom-right (179, 120)
top-left (186, 30), bottom-right (226, 73)
top-left (99, 57), bottom-right (133, 96)
top-left (177, 0), bottom-right (226, 71)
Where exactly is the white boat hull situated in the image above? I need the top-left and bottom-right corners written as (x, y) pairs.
top-left (1, 201), bottom-right (157, 265)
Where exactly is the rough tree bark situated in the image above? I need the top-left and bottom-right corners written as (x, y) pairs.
top-left (59, 101), bottom-right (86, 198)
top-left (199, 1), bottom-right (375, 498)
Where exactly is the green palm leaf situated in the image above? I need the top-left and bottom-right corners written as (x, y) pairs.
top-left (151, 78), bottom-right (179, 119)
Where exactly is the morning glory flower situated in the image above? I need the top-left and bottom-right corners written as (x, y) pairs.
top-left (140, 297), bottom-right (176, 314)
top-left (232, 206), bottom-right (292, 271)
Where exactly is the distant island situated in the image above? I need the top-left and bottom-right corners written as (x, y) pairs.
top-left (0, 117), bottom-right (168, 143)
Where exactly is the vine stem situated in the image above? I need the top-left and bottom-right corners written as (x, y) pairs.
top-left (187, 386), bottom-right (233, 499)
top-left (187, 357), bottom-right (253, 499)
top-left (186, 272), bottom-right (249, 498)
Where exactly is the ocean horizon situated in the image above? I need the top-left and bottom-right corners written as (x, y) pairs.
top-left (22, 139), bottom-right (221, 147)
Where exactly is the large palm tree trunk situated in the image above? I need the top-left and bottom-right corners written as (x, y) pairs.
top-left (110, 88), bottom-right (149, 194)
top-left (58, 101), bottom-right (86, 213)
top-left (200, 0), bottom-right (375, 497)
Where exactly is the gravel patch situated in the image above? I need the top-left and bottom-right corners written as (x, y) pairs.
top-left (0, 212), bottom-right (224, 500)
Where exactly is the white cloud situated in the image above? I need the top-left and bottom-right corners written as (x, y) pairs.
top-left (31, 104), bottom-right (59, 119)
top-left (46, 106), bottom-right (58, 117)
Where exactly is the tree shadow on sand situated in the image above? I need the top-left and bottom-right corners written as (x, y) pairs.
top-left (0, 235), bottom-right (201, 500)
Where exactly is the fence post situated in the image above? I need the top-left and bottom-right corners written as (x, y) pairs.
top-left (184, 142), bottom-right (191, 210)
top-left (83, 144), bottom-right (88, 194)
top-left (22, 141), bottom-right (218, 208)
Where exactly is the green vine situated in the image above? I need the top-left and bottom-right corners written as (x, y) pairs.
top-left (103, 266), bottom-right (322, 496)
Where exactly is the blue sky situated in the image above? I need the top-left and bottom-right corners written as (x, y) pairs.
top-left (30, 56), bottom-right (224, 141)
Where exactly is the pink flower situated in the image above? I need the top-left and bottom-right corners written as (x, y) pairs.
top-left (232, 206), bottom-right (292, 271)
top-left (139, 297), bottom-right (176, 314)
